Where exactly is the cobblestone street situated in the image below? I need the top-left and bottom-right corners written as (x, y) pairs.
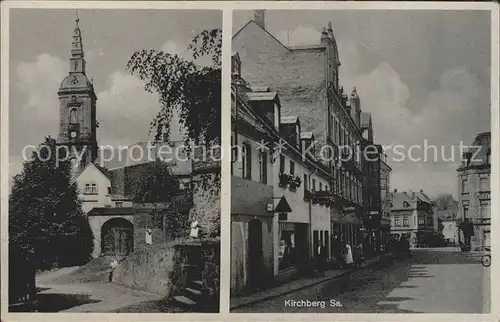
top-left (233, 248), bottom-right (490, 313)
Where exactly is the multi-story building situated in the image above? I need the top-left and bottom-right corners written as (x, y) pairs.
top-left (390, 190), bottom-right (434, 247)
top-left (232, 10), bottom-right (365, 252)
top-left (379, 151), bottom-right (392, 251)
top-left (457, 132), bottom-right (491, 250)
top-left (231, 53), bottom-right (334, 295)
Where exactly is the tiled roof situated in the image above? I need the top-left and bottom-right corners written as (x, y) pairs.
top-left (246, 91), bottom-right (278, 101)
top-left (249, 86), bottom-right (271, 92)
top-left (458, 132), bottom-right (491, 170)
top-left (391, 192), bottom-right (414, 210)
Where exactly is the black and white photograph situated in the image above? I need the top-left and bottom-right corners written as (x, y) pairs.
top-left (230, 9), bottom-right (494, 313)
top-left (5, 7), bottom-right (221, 313)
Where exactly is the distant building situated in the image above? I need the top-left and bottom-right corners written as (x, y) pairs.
top-left (441, 215), bottom-right (458, 245)
top-left (457, 132), bottom-right (491, 250)
top-left (432, 194), bottom-right (459, 245)
top-left (390, 190), bottom-right (434, 247)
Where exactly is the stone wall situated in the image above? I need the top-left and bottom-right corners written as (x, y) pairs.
top-left (113, 239), bottom-right (220, 301)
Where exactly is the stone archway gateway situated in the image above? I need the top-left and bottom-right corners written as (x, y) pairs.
top-left (101, 218), bottom-right (134, 256)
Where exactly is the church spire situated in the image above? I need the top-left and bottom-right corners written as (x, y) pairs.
top-left (69, 11), bottom-right (86, 74)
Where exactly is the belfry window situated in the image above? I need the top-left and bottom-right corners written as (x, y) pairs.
top-left (70, 108), bottom-right (78, 124)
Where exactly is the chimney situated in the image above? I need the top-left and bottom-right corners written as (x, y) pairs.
top-left (321, 27), bottom-right (329, 46)
top-left (394, 189), bottom-right (398, 193)
top-left (327, 21), bottom-right (334, 39)
top-left (254, 10), bottom-right (266, 30)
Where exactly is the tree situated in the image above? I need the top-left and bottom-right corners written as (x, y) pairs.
top-left (9, 137), bottom-right (93, 270)
top-left (131, 160), bottom-right (190, 241)
top-left (126, 29), bottom-right (221, 147)
top-left (127, 29), bottom-right (222, 238)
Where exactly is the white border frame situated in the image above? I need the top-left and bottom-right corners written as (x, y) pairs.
top-left (1, 1), bottom-right (498, 321)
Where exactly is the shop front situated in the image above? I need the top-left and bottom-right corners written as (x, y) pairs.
top-left (278, 221), bottom-right (309, 272)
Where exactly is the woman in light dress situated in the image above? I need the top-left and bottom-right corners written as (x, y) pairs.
top-left (344, 244), bottom-right (354, 265)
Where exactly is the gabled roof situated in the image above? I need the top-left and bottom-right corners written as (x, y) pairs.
top-left (71, 162), bottom-right (112, 183)
top-left (232, 20), bottom-right (289, 51)
top-left (416, 191), bottom-right (432, 204)
top-left (250, 86), bottom-right (271, 92)
top-left (457, 132), bottom-right (491, 171)
top-left (301, 132), bottom-right (314, 140)
top-left (281, 116), bottom-right (299, 124)
top-left (391, 192), bottom-right (415, 210)
top-left (360, 112), bottom-right (371, 129)
top-left (246, 91), bottom-right (278, 101)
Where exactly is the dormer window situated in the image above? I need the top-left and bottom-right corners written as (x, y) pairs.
top-left (84, 182), bottom-right (98, 194)
top-left (403, 201), bottom-right (410, 208)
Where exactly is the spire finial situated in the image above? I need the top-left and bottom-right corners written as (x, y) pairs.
top-left (328, 21), bottom-right (333, 31)
top-left (76, 10), bottom-right (80, 26)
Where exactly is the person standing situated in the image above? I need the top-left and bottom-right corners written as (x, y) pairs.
top-left (345, 244), bottom-right (354, 266)
top-left (108, 257), bottom-right (119, 283)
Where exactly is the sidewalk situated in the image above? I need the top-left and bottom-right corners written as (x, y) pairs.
top-left (230, 253), bottom-right (393, 310)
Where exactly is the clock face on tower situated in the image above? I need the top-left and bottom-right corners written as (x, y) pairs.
top-left (70, 131), bottom-right (77, 138)
top-left (71, 76), bottom-right (78, 85)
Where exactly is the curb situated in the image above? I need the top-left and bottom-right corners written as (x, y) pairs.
top-left (230, 254), bottom-right (393, 310)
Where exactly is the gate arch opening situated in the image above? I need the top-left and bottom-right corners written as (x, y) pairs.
top-left (101, 218), bottom-right (134, 257)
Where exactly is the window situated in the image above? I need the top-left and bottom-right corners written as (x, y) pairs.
top-left (231, 134), bottom-right (235, 175)
top-left (414, 216), bottom-right (416, 226)
top-left (289, 160), bottom-right (295, 176)
top-left (303, 174), bottom-right (308, 193)
top-left (179, 181), bottom-right (185, 190)
top-left (259, 151), bottom-right (267, 184)
top-left (116, 202), bottom-right (123, 208)
top-left (312, 179), bottom-right (316, 191)
top-left (395, 217), bottom-right (400, 227)
top-left (70, 108), bottom-right (78, 124)
top-left (463, 206), bottom-right (469, 219)
top-left (107, 187), bottom-right (111, 195)
top-left (325, 185), bottom-right (329, 191)
top-left (480, 201), bottom-right (490, 219)
top-left (84, 183), bottom-right (97, 194)
top-left (479, 176), bottom-right (489, 192)
top-left (319, 182), bottom-right (323, 191)
top-left (418, 217), bottom-right (425, 225)
top-left (461, 178), bottom-right (468, 194)
top-left (242, 143), bottom-right (251, 179)
top-left (279, 155), bottom-right (285, 173)
top-left (403, 216), bottom-right (409, 227)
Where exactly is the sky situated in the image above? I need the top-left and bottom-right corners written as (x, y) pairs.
top-left (9, 9), bottom-right (222, 182)
top-left (233, 10), bottom-right (492, 199)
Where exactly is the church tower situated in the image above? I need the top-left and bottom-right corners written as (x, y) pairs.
top-left (57, 15), bottom-right (98, 173)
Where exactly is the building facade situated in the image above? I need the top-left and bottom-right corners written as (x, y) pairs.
top-left (457, 132), bottom-right (491, 250)
top-left (232, 11), bottom-right (367, 255)
top-left (390, 190), bottom-right (434, 247)
top-left (230, 53), bottom-right (334, 295)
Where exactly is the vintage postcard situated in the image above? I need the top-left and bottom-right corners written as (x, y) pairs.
top-left (1, 1), bottom-right (499, 322)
